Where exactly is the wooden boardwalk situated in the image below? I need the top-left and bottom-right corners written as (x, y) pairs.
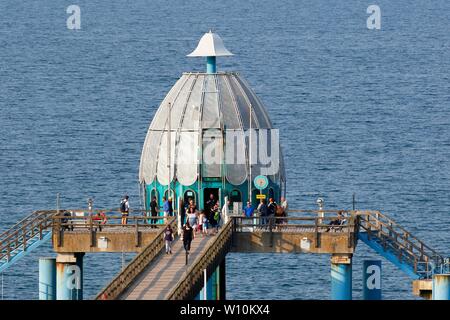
top-left (119, 233), bottom-right (216, 300)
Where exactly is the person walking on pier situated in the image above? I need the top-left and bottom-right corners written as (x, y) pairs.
top-left (221, 200), bottom-right (230, 225)
top-left (92, 211), bottom-right (107, 231)
top-left (200, 211), bottom-right (209, 236)
top-left (163, 197), bottom-right (169, 223)
top-left (182, 221), bottom-right (194, 253)
top-left (186, 206), bottom-right (198, 233)
top-left (164, 225), bottom-right (174, 254)
top-left (120, 196), bottom-right (130, 225)
top-left (168, 197), bottom-right (174, 216)
top-left (244, 201), bottom-right (254, 218)
top-left (258, 199), bottom-right (268, 226)
top-left (150, 196), bottom-right (158, 228)
top-left (209, 203), bottom-right (220, 233)
top-left (205, 194), bottom-right (216, 217)
top-left (184, 199), bottom-right (196, 226)
top-left (281, 197), bottom-right (288, 223)
top-left (268, 198), bottom-right (277, 226)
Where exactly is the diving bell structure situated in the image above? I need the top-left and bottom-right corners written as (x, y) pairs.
top-left (139, 31), bottom-right (286, 211)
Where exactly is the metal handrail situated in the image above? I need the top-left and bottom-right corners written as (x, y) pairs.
top-left (0, 210), bottom-right (54, 241)
top-left (357, 210), bottom-right (444, 270)
top-left (0, 210), bottom-right (56, 261)
top-left (357, 210), bottom-right (440, 257)
top-left (231, 215), bottom-right (356, 233)
top-left (95, 217), bottom-right (177, 300)
top-left (166, 219), bottom-right (233, 300)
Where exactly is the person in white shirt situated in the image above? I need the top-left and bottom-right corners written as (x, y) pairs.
top-left (281, 197), bottom-right (288, 224)
top-left (221, 200), bottom-right (231, 225)
top-left (281, 197), bottom-right (288, 214)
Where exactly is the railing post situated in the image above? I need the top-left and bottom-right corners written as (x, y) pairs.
top-left (89, 216), bottom-right (95, 248)
top-left (135, 219), bottom-right (139, 247)
top-left (269, 216), bottom-right (274, 247)
top-left (315, 217), bottom-right (320, 248)
top-left (375, 212), bottom-right (380, 229)
top-left (21, 227), bottom-right (27, 251)
top-left (39, 223), bottom-right (43, 240)
top-left (347, 217), bottom-right (353, 248)
top-left (420, 243), bottom-right (425, 260)
top-left (414, 258), bottom-right (417, 274)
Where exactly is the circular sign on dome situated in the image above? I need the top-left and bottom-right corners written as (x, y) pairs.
top-left (254, 175), bottom-right (269, 190)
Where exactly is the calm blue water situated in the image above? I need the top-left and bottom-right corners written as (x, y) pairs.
top-left (0, 0), bottom-right (449, 300)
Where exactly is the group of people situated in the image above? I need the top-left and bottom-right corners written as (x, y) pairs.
top-left (165, 194), bottom-right (228, 255)
top-left (120, 195), bottom-right (174, 226)
top-left (119, 193), bottom-right (290, 255)
top-left (184, 194), bottom-right (224, 237)
top-left (253, 196), bottom-right (289, 226)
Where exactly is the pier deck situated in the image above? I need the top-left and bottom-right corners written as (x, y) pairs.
top-left (120, 235), bottom-right (215, 300)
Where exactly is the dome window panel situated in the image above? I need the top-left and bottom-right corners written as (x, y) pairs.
top-left (202, 129), bottom-right (222, 178)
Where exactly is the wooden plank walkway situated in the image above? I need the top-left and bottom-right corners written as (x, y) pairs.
top-left (119, 233), bottom-right (216, 300)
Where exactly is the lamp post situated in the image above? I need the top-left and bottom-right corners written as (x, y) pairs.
top-left (167, 102), bottom-right (172, 213)
top-left (316, 197), bottom-right (324, 224)
top-left (87, 198), bottom-right (93, 215)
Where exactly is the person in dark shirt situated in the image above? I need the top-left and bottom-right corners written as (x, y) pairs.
top-left (182, 221), bottom-right (194, 253)
top-left (258, 199), bottom-right (268, 225)
top-left (164, 225), bottom-right (174, 254)
top-left (205, 194), bottom-right (216, 217)
top-left (168, 197), bottom-right (174, 216)
top-left (268, 198), bottom-right (277, 216)
top-left (268, 198), bottom-right (278, 226)
top-left (150, 196), bottom-right (158, 228)
top-left (208, 203), bottom-right (219, 231)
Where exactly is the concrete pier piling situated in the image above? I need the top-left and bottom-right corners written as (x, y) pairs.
top-left (331, 254), bottom-right (352, 300)
top-left (432, 274), bottom-right (450, 300)
top-left (363, 260), bottom-right (382, 300)
top-left (39, 258), bottom-right (56, 300)
top-left (56, 253), bottom-right (84, 300)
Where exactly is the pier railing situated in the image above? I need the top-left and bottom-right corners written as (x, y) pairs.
top-left (0, 210), bottom-right (55, 264)
top-left (52, 209), bottom-right (175, 244)
top-left (231, 211), bottom-right (357, 233)
top-left (95, 216), bottom-right (177, 300)
top-left (356, 210), bottom-right (444, 277)
top-left (166, 219), bottom-right (233, 300)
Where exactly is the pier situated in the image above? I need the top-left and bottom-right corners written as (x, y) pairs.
top-left (1, 207), bottom-right (448, 300)
top-left (1, 31), bottom-right (449, 301)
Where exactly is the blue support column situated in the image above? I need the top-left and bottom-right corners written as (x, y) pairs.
top-left (331, 255), bottom-right (352, 300)
top-left (39, 257), bottom-right (56, 300)
top-left (363, 260), bottom-right (382, 300)
top-left (432, 274), bottom-right (450, 300)
top-left (206, 56), bottom-right (216, 73)
top-left (219, 258), bottom-right (226, 300)
top-left (200, 269), bottom-right (208, 300)
top-left (206, 271), bottom-right (214, 300)
top-left (56, 253), bottom-right (84, 300)
top-left (211, 268), bottom-right (219, 300)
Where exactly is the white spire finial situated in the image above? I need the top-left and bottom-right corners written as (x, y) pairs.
top-left (187, 31), bottom-right (233, 57)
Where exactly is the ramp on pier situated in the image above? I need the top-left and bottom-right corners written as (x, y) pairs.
top-left (356, 211), bottom-right (445, 279)
top-left (0, 210), bottom-right (54, 272)
top-left (120, 235), bottom-right (214, 300)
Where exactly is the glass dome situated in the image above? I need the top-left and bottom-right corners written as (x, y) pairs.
top-left (139, 72), bottom-right (285, 187)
